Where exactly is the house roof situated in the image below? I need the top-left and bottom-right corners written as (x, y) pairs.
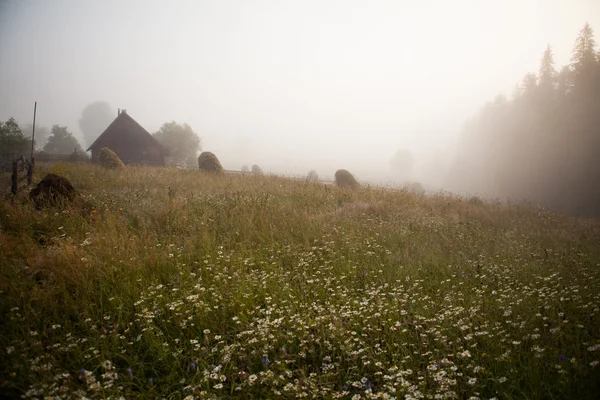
top-left (86, 111), bottom-right (168, 155)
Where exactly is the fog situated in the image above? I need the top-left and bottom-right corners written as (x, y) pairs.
top-left (1, 1), bottom-right (600, 210)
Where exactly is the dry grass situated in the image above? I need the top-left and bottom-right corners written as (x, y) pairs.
top-left (1, 162), bottom-right (599, 399)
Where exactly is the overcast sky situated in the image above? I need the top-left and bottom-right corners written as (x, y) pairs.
top-left (1, 0), bottom-right (599, 183)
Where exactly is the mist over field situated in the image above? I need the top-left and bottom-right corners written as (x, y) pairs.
top-left (1, 0), bottom-right (600, 215)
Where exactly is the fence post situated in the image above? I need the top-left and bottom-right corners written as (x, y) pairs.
top-left (11, 159), bottom-right (18, 195)
top-left (27, 158), bottom-right (34, 185)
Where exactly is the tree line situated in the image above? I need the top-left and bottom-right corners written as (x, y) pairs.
top-left (450, 23), bottom-right (600, 216)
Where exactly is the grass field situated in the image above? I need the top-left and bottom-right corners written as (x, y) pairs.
top-left (1, 162), bottom-right (599, 399)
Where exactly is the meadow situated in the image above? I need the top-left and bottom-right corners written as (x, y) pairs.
top-left (1, 162), bottom-right (599, 399)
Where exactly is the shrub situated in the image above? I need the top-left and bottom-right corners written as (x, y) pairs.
top-left (307, 170), bottom-right (319, 182)
top-left (198, 151), bottom-right (224, 173)
top-left (252, 164), bottom-right (263, 175)
top-left (335, 169), bottom-right (359, 188)
top-left (99, 147), bottom-right (125, 169)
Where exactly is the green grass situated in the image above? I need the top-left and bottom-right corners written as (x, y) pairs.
top-left (1, 162), bottom-right (599, 399)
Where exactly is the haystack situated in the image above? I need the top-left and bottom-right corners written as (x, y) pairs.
top-left (198, 152), bottom-right (224, 173)
top-left (252, 164), bottom-right (263, 175)
top-left (307, 170), bottom-right (319, 182)
top-left (99, 147), bottom-right (125, 169)
top-left (30, 174), bottom-right (78, 209)
top-left (335, 169), bottom-right (360, 188)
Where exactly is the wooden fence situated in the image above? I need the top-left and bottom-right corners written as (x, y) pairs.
top-left (11, 156), bottom-right (34, 196)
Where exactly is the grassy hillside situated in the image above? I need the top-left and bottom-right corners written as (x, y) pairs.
top-left (1, 163), bottom-right (599, 399)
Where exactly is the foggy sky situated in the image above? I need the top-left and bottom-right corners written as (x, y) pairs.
top-left (1, 0), bottom-right (599, 184)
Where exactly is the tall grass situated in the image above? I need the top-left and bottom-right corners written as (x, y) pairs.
top-left (1, 162), bottom-right (599, 399)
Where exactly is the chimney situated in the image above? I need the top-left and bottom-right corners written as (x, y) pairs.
top-left (118, 108), bottom-right (121, 116)
top-left (121, 109), bottom-right (127, 114)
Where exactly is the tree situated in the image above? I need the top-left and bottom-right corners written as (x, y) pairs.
top-left (556, 66), bottom-right (573, 97)
top-left (539, 45), bottom-right (556, 89)
top-left (21, 124), bottom-right (50, 150)
top-left (571, 23), bottom-right (597, 67)
top-left (153, 121), bottom-right (201, 168)
top-left (43, 125), bottom-right (83, 154)
top-left (571, 23), bottom-right (598, 84)
top-left (0, 118), bottom-right (31, 157)
top-left (78, 101), bottom-right (115, 148)
top-left (520, 73), bottom-right (538, 97)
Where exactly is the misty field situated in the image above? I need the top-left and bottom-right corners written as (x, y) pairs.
top-left (1, 163), bottom-right (599, 400)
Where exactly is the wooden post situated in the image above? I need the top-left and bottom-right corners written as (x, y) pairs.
top-left (30, 102), bottom-right (37, 161)
top-left (11, 159), bottom-right (18, 195)
top-left (27, 159), bottom-right (34, 185)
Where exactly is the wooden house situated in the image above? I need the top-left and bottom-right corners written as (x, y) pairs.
top-left (87, 110), bottom-right (168, 166)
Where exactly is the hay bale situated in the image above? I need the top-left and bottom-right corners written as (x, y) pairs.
top-left (335, 169), bottom-right (359, 188)
top-left (251, 164), bottom-right (263, 175)
top-left (99, 147), bottom-right (125, 169)
top-left (198, 151), bottom-right (224, 173)
top-left (307, 170), bottom-right (319, 182)
top-left (30, 174), bottom-right (78, 209)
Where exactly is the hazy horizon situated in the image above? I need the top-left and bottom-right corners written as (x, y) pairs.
top-left (1, 0), bottom-right (600, 188)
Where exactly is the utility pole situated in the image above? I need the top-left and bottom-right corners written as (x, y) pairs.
top-left (30, 101), bottom-right (37, 161)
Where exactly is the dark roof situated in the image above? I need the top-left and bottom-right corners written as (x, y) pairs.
top-left (86, 111), bottom-right (168, 155)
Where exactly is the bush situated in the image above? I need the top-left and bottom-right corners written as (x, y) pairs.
top-left (335, 169), bottom-right (359, 188)
top-left (307, 170), bottom-right (319, 182)
top-left (252, 164), bottom-right (263, 175)
top-left (198, 152), bottom-right (224, 173)
top-left (99, 147), bottom-right (125, 169)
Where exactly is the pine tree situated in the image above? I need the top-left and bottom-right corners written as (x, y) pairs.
top-left (520, 73), bottom-right (538, 98)
top-left (539, 45), bottom-right (556, 88)
top-left (571, 23), bottom-right (597, 81)
top-left (556, 66), bottom-right (573, 97)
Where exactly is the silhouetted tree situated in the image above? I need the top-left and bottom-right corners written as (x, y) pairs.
top-left (571, 23), bottom-right (597, 81)
top-left (79, 101), bottom-right (115, 148)
top-left (0, 118), bottom-right (31, 156)
top-left (556, 66), bottom-right (573, 97)
top-left (43, 125), bottom-right (83, 154)
top-left (153, 121), bottom-right (201, 168)
top-left (539, 45), bottom-right (557, 91)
